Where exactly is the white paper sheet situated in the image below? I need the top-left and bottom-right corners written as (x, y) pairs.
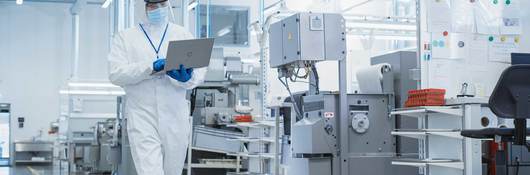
top-left (488, 35), bottom-right (520, 63)
top-left (431, 33), bottom-right (469, 59)
top-left (427, 0), bottom-right (452, 32)
top-left (451, 0), bottom-right (475, 33)
top-left (500, 1), bottom-right (522, 34)
top-left (474, 0), bottom-right (503, 34)
top-left (466, 35), bottom-right (489, 66)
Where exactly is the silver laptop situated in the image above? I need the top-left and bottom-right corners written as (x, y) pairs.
top-left (154, 38), bottom-right (214, 74)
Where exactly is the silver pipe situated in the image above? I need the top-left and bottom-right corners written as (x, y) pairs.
top-left (108, 0), bottom-right (114, 50)
top-left (344, 19), bottom-right (416, 26)
top-left (342, 14), bottom-right (416, 21)
top-left (263, 0), bottom-right (282, 11)
top-left (339, 48), bottom-right (348, 175)
top-left (114, 0), bottom-right (119, 32)
top-left (124, 0), bottom-right (129, 28)
top-left (180, 0), bottom-right (186, 26)
top-left (128, 0), bottom-right (135, 28)
top-left (392, 0), bottom-right (398, 49)
top-left (415, 0), bottom-right (421, 88)
top-left (72, 14), bottom-right (80, 79)
top-left (228, 74), bottom-right (259, 85)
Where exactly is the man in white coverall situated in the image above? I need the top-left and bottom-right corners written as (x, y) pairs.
top-left (107, 0), bottom-right (207, 174)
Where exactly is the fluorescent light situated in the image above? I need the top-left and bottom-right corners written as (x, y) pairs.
top-left (347, 22), bottom-right (416, 31)
top-left (16, 0), bottom-right (23, 5)
top-left (374, 35), bottom-right (416, 41)
top-left (101, 0), bottom-right (112, 8)
top-left (350, 35), bottom-right (417, 41)
top-left (68, 82), bottom-right (120, 88)
top-left (187, 1), bottom-right (198, 11)
top-left (59, 90), bottom-right (125, 96)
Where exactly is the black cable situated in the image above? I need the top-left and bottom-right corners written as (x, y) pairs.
top-left (293, 67), bottom-right (310, 79)
top-left (293, 68), bottom-right (301, 81)
top-left (310, 65), bottom-right (320, 94)
top-left (190, 88), bottom-right (198, 113)
top-left (278, 77), bottom-right (304, 121)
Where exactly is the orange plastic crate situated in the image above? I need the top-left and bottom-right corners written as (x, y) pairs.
top-left (405, 88), bottom-right (446, 107)
top-left (234, 115), bottom-right (253, 122)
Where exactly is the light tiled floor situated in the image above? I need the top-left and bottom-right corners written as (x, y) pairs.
top-left (0, 165), bottom-right (58, 175)
top-left (0, 162), bottom-right (91, 175)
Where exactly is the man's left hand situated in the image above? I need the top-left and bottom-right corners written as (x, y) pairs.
top-left (167, 64), bottom-right (193, 82)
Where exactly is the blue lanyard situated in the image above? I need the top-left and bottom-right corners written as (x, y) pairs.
top-left (139, 23), bottom-right (169, 59)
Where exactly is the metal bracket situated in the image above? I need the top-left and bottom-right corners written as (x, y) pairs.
top-left (70, 0), bottom-right (87, 15)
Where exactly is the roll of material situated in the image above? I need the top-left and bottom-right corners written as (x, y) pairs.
top-left (229, 74), bottom-right (260, 85)
top-left (356, 63), bottom-right (392, 94)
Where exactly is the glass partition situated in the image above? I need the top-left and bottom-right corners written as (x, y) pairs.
top-left (0, 104), bottom-right (10, 166)
top-left (198, 4), bottom-right (250, 46)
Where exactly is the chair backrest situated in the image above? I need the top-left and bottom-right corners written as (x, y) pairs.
top-left (489, 65), bottom-right (530, 119)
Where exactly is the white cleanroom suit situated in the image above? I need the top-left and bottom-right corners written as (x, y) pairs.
top-left (108, 21), bottom-right (207, 175)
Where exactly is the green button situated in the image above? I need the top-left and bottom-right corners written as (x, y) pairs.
top-left (506, 0), bottom-right (511, 5)
top-left (489, 36), bottom-right (494, 42)
top-left (493, 0), bottom-right (498, 4)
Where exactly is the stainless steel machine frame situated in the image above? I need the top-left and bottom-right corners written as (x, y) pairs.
top-left (269, 12), bottom-right (399, 175)
top-left (287, 93), bottom-right (396, 175)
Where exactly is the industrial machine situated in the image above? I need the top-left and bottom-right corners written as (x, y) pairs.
top-left (191, 51), bottom-right (260, 127)
top-left (55, 96), bottom-right (136, 175)
top-left (371, 51), bottom-right (420, 175)
top-left (187, 48), bottom-right (267, 174)
top-left (59, 50), bottom-right (265, 175)
top-left (68, 119), bottom-right (118, 174)
top-left (269, 12), bottom-right (399, 175)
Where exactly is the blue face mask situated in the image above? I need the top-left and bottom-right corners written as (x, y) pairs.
top-left (147, 6), bottom-right (169, 25)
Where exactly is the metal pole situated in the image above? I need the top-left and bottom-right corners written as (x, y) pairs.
top-left (339, 59), bottom-right (347, 175)
top-left (187, 117), bottom-right (192, 175)
top-left (392, 0), bottom-right (398, 49)
top-left (259, 0), bottom-right (269, 119)
top-left (108, 0), bottom-right (114, 49)
top-left (114, 0), bottom-right (119, 31)
top-left (275, 111), bottom-right (280, 175)
top-left (236, 156), bottom-right (240, 173)
top-left (71, 14), bottom-right (80, 80)
top-left (416, 0), bottom-right (422, 88)
top-left (206, 0), bottom-right (210, 38)
top-left (195, 0), bottom-right (200, 38)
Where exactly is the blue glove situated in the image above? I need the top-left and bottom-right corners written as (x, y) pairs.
top-left (167, 64), bottom-right (194, 82)
top-left (152, 58), bottom-right (166, 72)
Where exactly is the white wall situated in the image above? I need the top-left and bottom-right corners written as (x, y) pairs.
top-left (0, 2), bottom-right (110, 141)
top-left (419, 0), bottom-right (530, 97)
top-left (520, 0), bottom-right (530, 52)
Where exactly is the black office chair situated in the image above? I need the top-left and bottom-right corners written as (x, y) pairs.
top-left (461, 65), bottom-right (530, 151)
